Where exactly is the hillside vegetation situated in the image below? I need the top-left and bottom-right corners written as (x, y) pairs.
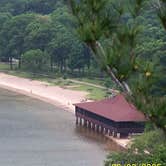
top-left (0, 0), bottom-right (99, 76)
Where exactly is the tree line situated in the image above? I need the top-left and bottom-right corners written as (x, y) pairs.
top-left (0, 0), bottom-right (94, 75)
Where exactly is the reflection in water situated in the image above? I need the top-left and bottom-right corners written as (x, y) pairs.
top-left (75, 126), bottom-right (124, 152)
top-left (0, 88), bottom-right (121, 166)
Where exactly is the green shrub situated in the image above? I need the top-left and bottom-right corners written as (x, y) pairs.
top-left (105, 130), bottom-right (166, 166)
top-left (63, 73), bottom-right (67, 79)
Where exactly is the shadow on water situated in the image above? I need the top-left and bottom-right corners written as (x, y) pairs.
top-left (75, 125), bottom-right (125, 152)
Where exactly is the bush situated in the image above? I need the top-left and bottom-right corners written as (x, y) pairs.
top-left (63, 73), bottom-right (67, 79)
top-left (105, 130), bottom-right (166, 166)
top-left (21, 49), bottom-right (49, 72)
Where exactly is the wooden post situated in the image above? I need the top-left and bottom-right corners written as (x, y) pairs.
top-left (108, 129), bottom-right (111, 136)
top-left (87, 121), bottom-right (91, 128)
top-left (86, 120), bottom-right (89, 128)
top-left (105, 128), bottom-right (108, 135)
top-left (92, 123), bottom-right (95, 130)
top-left (80, 118), bottom-right (82, 126)
top-left (89, 122), bottom-right (91, 128)
top-left (76, 116), bottom-right (78, 125)
top-left (101, 126), bottom-right (103, 133)
top-left (84, 119), bottom-right (87, 127)
top-left (99, 126), bottom-right (100, 132)
top-left (96, 125), bottom-right (99, 132)
top-left (117, 133), bottom-right (121, 139)
top-left (112, 131), bottom-right (115, 137)
top-left (104, 128), bottom-right (107, 134)
top-left (90, 122), bottom-right (93, 130)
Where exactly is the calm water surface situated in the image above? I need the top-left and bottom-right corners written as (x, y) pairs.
top-left (0, 88), bottom-right (118, 166)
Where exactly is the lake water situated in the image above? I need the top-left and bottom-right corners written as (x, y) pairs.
top-left (0, 88), bottom-right (118, 166)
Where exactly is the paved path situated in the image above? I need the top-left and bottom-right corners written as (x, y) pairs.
top-left (68, 79), bottom-right (107, 89)
top-left (68, 79), bottom-right (119, 94)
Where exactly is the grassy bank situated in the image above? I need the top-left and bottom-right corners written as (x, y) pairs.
top-left (0, 63), bottom-right (112, 100)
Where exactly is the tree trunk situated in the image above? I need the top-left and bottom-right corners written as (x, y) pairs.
top-left (78, 68), bottom-right (81, 74)
top-left (50, 56), bottom-right (53, 72)
top-left (64, 59), bottom-right (67, 72)
top-left (9, 57), bottom-right (13, 70)
top-left (82, 66), bottom-right (85, 75)
top-left (18, 57), bottom-right (21, 69)
top-left (60, 61), bottom-right (63, 73)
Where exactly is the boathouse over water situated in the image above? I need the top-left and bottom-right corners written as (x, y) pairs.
top-left (74, 95), bottom-right (146, 138)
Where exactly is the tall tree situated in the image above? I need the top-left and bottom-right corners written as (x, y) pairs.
top-left (69, 0), bottom-right (166, 133)
top-left (0, 13), bottom-right (35, 69)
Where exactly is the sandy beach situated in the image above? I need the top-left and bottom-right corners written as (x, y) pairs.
top-left (0, 72), bottom-right (88, 113)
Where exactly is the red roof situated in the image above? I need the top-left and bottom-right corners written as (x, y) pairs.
top-left (74, 95), bottom-right (146, 122)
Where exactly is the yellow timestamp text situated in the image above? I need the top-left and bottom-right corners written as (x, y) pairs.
top-left (111, 164), bottom-right (161, 166)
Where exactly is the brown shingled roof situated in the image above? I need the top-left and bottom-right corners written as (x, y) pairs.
top-left (74, 95), bottom-right (146, 122)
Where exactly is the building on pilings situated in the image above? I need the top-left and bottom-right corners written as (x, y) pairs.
top-left (74, 95), bottom-right (146, 138)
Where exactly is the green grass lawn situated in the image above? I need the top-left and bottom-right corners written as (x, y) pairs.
top-left (0, 63), bottom-right (10, 70)
top-left (75, 77), bottom-right (105, 86)
top-left (71, 85), bottom-right (109, 100)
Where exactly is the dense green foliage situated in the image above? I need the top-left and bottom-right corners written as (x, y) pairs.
top-left (70, 0), bottom-right (166, 165)
top-left (0, 0), bottom-right (62, 15)
top-left (70, 0), bottom-right (166, 131)
top-left (105, 130), bottom-right (166, 166)
top-left (22, 49), bottom-right (48, 71)
top-left (0, 0), bottom-right (94, 75)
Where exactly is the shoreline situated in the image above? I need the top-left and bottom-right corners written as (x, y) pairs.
top-left (0, 72), bottom-right (131, 149)
top-left (0, 72), bottom-right (88, 114)
top-left (0, 84), bottom-right (73, 113)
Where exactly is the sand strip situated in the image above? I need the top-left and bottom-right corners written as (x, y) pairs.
top-left (0, 72), bottom-right (88, 113)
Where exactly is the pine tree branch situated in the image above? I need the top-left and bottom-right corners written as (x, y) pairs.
top-left (90, 41), bottom-right (132, 95)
